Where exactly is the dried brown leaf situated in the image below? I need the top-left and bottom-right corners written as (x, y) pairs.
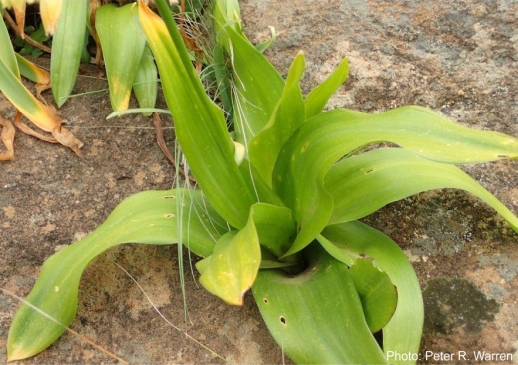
top-left (13, 110), bottom-right (57, 143)
top-left (0, 114), bottom-right (15, 161)
top-left (51, 124), bottom-right (84, 157)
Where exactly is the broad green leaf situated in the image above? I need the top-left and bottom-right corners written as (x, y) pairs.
top-left (320, 221), bottom-right (423, 364)
top-left (348, 258), bottom-right (397, 333)
top-left (96, 3), bottom-right (147, 111)
top-left (7, 189), bottom-right (226, 361)
top-left (252, 243), bottom-right (387, 364)
top-left (133, 45), bottom-right (158, 116)
top-left (304, 57), bottom-right (349, 119)
top-left (197, 209), bottom-right (260, 305)
top-left (326, 148), bottom-right (518, 229)
top-left (224, 25), bottom-right (284, 146)
top-left (50, 0), bottom-right (87, 107)
top-left (249, 52), bottom-right (306, 185)
top-left (274, 106), bottom-right (518, 256)
top-left (139, 0), bottom-right (257, 229)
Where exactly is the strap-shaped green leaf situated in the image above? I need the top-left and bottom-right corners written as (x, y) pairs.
top-left (133, 45), bottom-right (158, 116)
top-left (304, 57), bottom-right (349, 119)
top-left (249, 52), bottom-right (306, 186)
top-left (15, 54), bottom-right (50, 84)
top-left (320, 221), bottom-right (423, 365)
top-left (326, 148), bottom-right (518, 229)
top-left (224, 25), bottom-right (284, 146)
top-left (139, 0), bottom-right (257, 229)
top-left (50, 0), bottom-right (87, 107)
top-left (7, 189), bottom-right (226, 361)
top-left (96, 3), bottom-right (147, 111)
top-left (274, 106), bottom-right (518, 256)
top-left (0, 19), bottom-right (20, 77)
top-left (252, 242), bottom-right (387, 364)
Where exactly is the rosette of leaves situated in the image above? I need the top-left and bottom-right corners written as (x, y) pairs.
top-left (7, 0), bottom-right (518, 364)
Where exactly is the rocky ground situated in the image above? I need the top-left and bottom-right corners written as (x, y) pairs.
top-left (1, 0), bottom-right (517, 364)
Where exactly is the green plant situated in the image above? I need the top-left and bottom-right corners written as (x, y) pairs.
top-left (6, 0), bottom-right (518, 363)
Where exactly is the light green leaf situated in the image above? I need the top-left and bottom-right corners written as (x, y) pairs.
top-left (50, 0), bottom-right (87, 107)
top-left (7, 189), bottom-right (226, 361)
top-left (274, 106), bottom-right (518, 256)
top-left (212, 0), bottom-right (243, 37)
top-left (252, 243), bottom-right (387, 364)
top-left (224, 25), bottom-right (284, 146)
top-left (304, 57), bottom-right (348, 119)
top-left (320, 221), bottom-right (423, 364)
top-left (139, 0), bottom-right (257, 229)
top-left (133, 45), bottom-right (158, 116)
top-left (348, 258), bottom-right (397, 333)
top-left (249, 52), bottom-right (306, 185)
top-left (0, 19), bottom-right (20, 77)
top-left (197, 209), bottom-right (260, 305)
top-left (96, 3), bottom-right (147, 111)
top-left (326, 148), bottom-right (518, 229)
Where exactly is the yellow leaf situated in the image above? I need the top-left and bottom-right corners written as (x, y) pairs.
top-left (39, 0), bottom-right (63, 35)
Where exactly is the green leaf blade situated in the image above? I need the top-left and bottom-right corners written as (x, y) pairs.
top-left (7, 189), bottom-right (224, 360)
top-left (348, 258), bottom-right (397, 333)
top-left (249, 52), bottom-right (306, 185)
top-left (252, 243), bottom-right (387, 364)
top-left (321, 221), bottom-right (423, 364)
top-left (304, 57), bottom-right (349, 119)
top-left (274, 106), bottom-right (518, 256)
top-left (50, 0), bottom-right (88, 107)
top-left (197, 209), bottom-right (261, 305)
top-left (133, 45), bottom-right (158, 116)
top-left (96, 3), bottom-right (147, 111)
top-left (224, 25), bottom-right (285, 146)
top-left (139, 1), bottom-right (257, 229)
top-left (326, 148), bottom-right (518, 230)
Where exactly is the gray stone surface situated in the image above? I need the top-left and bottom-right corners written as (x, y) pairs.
top-left (1, 0), bottom-right (517, 364)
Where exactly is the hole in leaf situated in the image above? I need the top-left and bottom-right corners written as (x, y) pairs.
top-left (280, 316), bottom-right (286, 325)
top-left (163, 195), bottom-right (176, 199)
top-left (365, 169), bottom-right (374, 174)
top-left (165, 213), bottom-right (175, 218)
top-left (263, 298), bottom-right (268, 304)
top-left (359, 253), bottom-right (367, 258)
